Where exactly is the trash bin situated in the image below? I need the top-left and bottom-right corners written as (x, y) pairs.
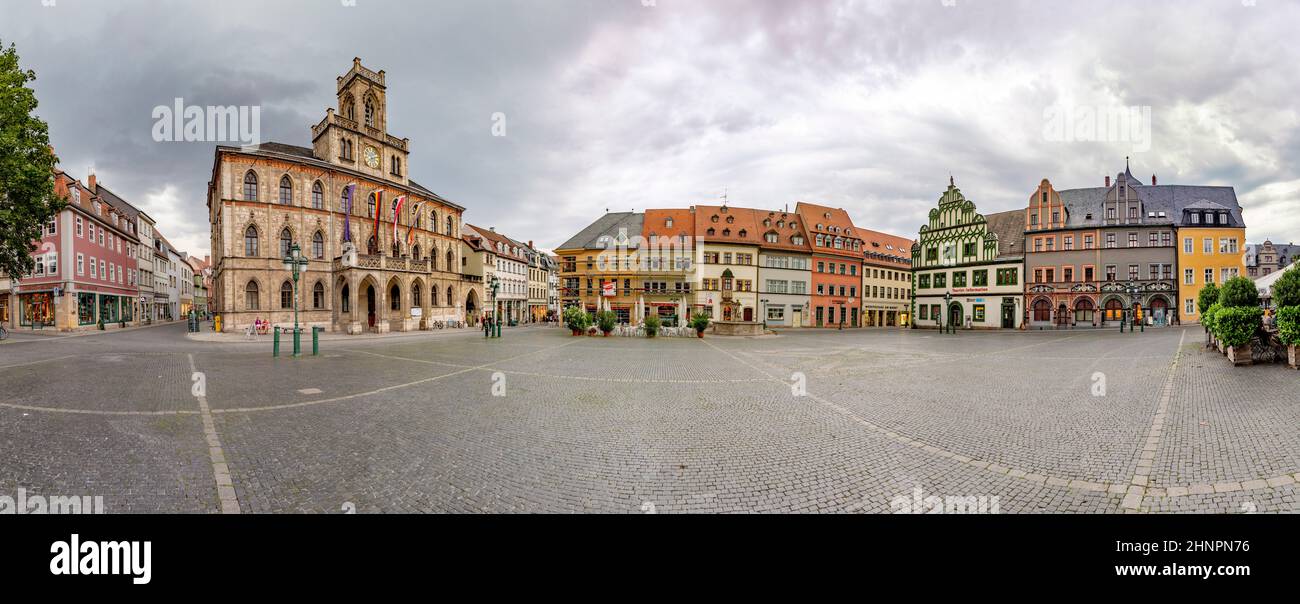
top-left (312, 326), bottom-right (323, 356)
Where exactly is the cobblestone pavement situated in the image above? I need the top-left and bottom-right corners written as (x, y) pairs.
top-left (0, 322), bottom-right (1296, 513)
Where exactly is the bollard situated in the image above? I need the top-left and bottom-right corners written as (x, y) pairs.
top-left (273, 328), bottom-right (280, 357)
top-left (292, 327), bottom-right (301, 357)
top-left (312, 326), bottom-right (321, 356)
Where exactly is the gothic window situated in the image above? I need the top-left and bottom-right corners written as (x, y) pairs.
top-left (340, 188), bottom-right (350, 211)
top-left (446, 287), bottom-right (453, 306)
top-left (245, 281), bottom-right (260, 310)
top-left (430, 210), bottom-right (438, 233)
top-left (389, 284), bottom-right (400, 311)
top-left (342, 94), bottom-right (355, 120)
top-left (280, 281), bottom-right (294, 309)
top-left (279, 228), bottom-right (293, 257)
top-left (279, 176), bottom-right (292, 205)
top-left (431, 285), bottom-right (439, 306)
top-left (412, 245), bottom-right (420, 261)
top-left (244, 226), bottom-right (259, 256)
top-left (445, 216), bottom-right (454, 235)
top-left (446, 249), bottom-right (455, 272)
top-left (367, 235), bottom-right (377, 256)
top-left (365, 96), bottom-right (376, 128)
top-left (412, 283), bottom-right (422, 308)
top-left (312, 231), bottom-right (324, 259)
top-left (311, 181), bottom-right (323, 209)
top-left (312, 281), bottom-right (325, 309)
top-left (243, 171), bottom-right (258, 201)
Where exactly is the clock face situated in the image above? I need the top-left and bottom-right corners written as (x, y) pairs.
top-left (364, 146), bottom-right (380, 169)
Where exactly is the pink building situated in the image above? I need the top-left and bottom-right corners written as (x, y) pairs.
top-left (11, 169), bottom-right (141, 330)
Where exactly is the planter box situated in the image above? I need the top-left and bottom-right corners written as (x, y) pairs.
top-left (1226, 345), bottom-right (1253, 366)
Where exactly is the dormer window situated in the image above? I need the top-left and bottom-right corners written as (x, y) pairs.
top-left (725, 216), bottom-right (734, 224)
top-left (711, 215), bottom-right (719, 223)
top-left (665, 218), bottom-right (673, 228)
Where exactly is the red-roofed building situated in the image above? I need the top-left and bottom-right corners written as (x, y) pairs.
top-left (796, 202), bottom-right (865, 327)
top-left (860, 228), bottom-right (914, 327)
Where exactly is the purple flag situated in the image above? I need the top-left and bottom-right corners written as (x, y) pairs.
top-left (342, 183), bottom-right (356, 243)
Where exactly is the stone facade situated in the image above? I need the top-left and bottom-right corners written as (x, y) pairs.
top-left (207, 59), bottom-right (471, 334)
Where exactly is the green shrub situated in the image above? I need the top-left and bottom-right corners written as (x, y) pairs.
top-left (1197, 282), bottom-right (1219, 316)
top-left (1277, 306), bottom-right (1300, 346)
top-left (642, 313), bottom-right (661, 337)
top-left (1214, 306), bottom-right (1262, 348)
top-left (1217, 276), bottom-right (1260, 309)
top-left (689, 312), bottom-right (711, 334)
top-left (563, 306), bottom-right (590, 332)
top-left (1271, 268), bottom-right (1300, 309)
top-left (596, 310), bottom-right (617, 334)
top-left (1202, 303), bottom-right (1222, 335)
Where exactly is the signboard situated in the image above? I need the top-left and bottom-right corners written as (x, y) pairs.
top-left (411, 307), bottom-right (422, 317)
top-left (601, 281), bottom-right (616, 297)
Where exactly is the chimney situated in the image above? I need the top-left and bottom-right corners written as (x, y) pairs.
top-left (1152, 174), bottom-right (1157, 186)
top-left (528, 240), bottom-right (534, 248)
top-left (489, 226), bottom-right (495, 232)
top-left (1104, 175), bottom-right (1110, 187)
top-left (204, 255), bottom-right (210, 264)
top-left (88, 169), bottom-right (97, 193)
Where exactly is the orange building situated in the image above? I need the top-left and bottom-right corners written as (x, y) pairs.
top-left (796, 202), bottom-right (865, 327)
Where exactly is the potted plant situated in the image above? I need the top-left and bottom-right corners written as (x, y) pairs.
top-left (1202, 303), bottom-right (1222, 350)
top-left (596, 310), bottom-right (616, 336)
top-left (1197, 282), bottom-right (1219, 346)
top-left (1277, 306), bottom-right (1300, 369)
top-left (1271, 268), bottom-right (1300, 368)
top-left (564, 307), bottom-right (588, 336)
top-left (1216, 306), bottom-right (1262, 365)
top-left (689, 311), bottom-right (711, 338)
top-left (643, 313), bottom-right (661, 338)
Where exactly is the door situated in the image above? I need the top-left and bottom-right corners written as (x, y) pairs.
top-left (949, 303), bottom-right (962, 329)
top-left (1001, 304), bottom-right (1015, 329)
top-left (366, 285), bottom-right (376, 328)
top-left (743, 307), bottom-right (753, 322)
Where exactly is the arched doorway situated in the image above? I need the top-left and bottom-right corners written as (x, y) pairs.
top-left (465, 289), bottom-right (479, 324)
top-left (1150, 296), bottom-right (1169, 326)
top-left (948, 302), bottom-right (963, 329)
top-left (366, 284), bottom-right (377, 328)
top-left (1056, 302), bottom-right (1069, 327)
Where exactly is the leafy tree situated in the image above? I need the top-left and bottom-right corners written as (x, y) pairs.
top-left (0, 40), bottom-right (62, 279)
top-left (1214, 306), bottom-right (1262, 348)
top-left (1217, 276), bottom-right (1260, 308)
top-left (1197, 282), bottom-right (1219, 316)
top-left (596, 310), bottom-right (616, 334)
top-left (1270, 267), bottom-right (1300, 309)
top-left (1276, 306), bottom-right (1300, 346)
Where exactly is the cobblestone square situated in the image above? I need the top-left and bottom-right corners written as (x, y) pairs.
top-left (1, 323), bottom-right (1296, 513)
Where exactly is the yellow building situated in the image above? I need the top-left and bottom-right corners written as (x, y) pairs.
top-left (1176, 201), bottom-right (1245, 323)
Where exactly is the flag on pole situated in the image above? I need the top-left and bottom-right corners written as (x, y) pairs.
top-left (406, 200), bottom-right (423, 247)
top-left (391, 195), bottom-right (407, 246)
top-left (341, 183), bottom-right (357, 243)
top-left (371, 190), bottom-right (383, 250)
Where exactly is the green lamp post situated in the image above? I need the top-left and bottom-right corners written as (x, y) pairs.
top-left (283, 242), bottom-right (309, 356)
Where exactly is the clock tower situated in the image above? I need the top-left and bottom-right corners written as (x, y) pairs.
top-left (311, 57), bottom-right (411, 187)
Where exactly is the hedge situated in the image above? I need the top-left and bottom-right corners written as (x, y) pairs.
top-left (1202, 303), bottom-right (1222, 335)
top-left (1218, 276), bottom-right (1260, 308)
top-left (1272, 269), bottom-right (1300, 308)
top-left (1277, 306), bottom-right (1300, 346)
top-left (1214, 306), bottom-right (1262, 348)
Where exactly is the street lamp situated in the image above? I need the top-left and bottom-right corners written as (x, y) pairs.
top-left (760, 298), bottom-right (768, 329)
top-left (943, 292), bottom-right (953, 334)
top-left (487, 275), bottom-right (502, 338)
top-left (1124, 281), bottom-right (1144, 333)
top-left (282, 242), bottom-right (309, 356)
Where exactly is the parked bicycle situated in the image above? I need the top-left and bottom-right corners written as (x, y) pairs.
top-left (0, 324), bottom-right (8, 341)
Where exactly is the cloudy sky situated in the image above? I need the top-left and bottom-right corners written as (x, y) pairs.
top-left (4, 0), bottom-right (1299, 256)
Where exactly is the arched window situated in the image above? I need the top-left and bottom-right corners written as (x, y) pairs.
top-left (364, 96), bottom-right (376, 128)
top-left (367, 235), bottom-right (377, 256)
top-left (311, 181), bottom-right (323, 209)
top-left (279, 228), bottom-right (293, 258)
top-left (430, 284), bottom-right (439, 306)
top-left (312, 231), bottom-right (324, 259)
top-left (280, 281), bottom-right (294, 309)
top-left (391, 243), bottom-right (401, 258)
top-left (1032, 299), bottom-right (1051, 322)
top-left (340, 284), bottom-right (350, 313)
top-left (245, 281), bottom-right (260, 310)
top-left (412, 245), bottom-right (420, 260)
top-left (243, 171), bottom-right (258, 201)
top-left (366, 194), bottom-right (375, 218)
top-left (411, 283), bottom-right (421, 308)
top-left (312, 281), bottom-right (325, 309)
top-left (430, 249), bottom-right (438, 271)
top-left (279, 176), bottom-right (292, 205)
top-left (244, 225), bottom-right (259, 256)
top-left (342, 94), bottom-right (355, 121)
top-left (446, 287), bottom-right (453, 306)
top-left (340, 188), bottom-right (350, 211)
top-left (389, 283), bottom-right (400, 311)
top-left (445, 216), bottom-right (453, 236)
top-left (446, 249), bottom-right (454, 272)
top-left (430, 210), bottom-right (438, 233)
